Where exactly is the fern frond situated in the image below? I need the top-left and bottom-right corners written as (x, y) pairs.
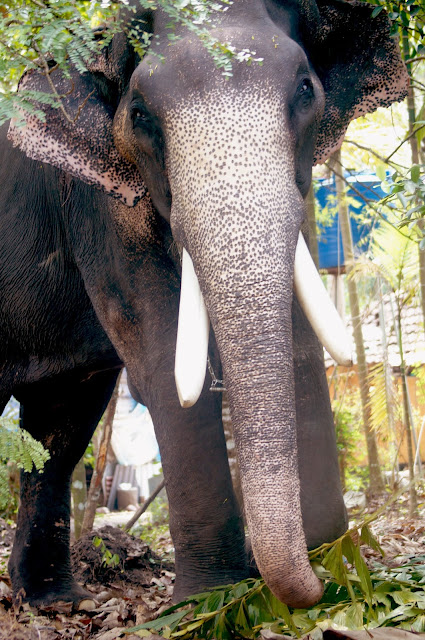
top-left (0, 465), bottom-right (11, 511)
top-left (0, 421), bottom-right (50, 471)
top-left (0, 418), bottom-right (50, 510)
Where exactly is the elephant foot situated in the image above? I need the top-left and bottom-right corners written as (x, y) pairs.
top-left (172, 566), bottom-right (250, 603)
top-left (13, 581), bottom-right (95, 609)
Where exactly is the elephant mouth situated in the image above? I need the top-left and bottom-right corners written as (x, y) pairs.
top-left (174, 231), bottom-right (352, 408)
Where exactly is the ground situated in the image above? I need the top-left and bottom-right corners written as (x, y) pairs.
top-left (0, 519), bottom-right (175, 640)
top-left (1, 491), bottom-right (425, 640)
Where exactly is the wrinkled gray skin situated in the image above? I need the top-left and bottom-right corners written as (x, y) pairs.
top-left (7, 0), bottom-right (407, 608)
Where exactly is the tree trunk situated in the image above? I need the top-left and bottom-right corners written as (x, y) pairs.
top-left (378, 286), bottom-right (398, 488)
top-left (81, 371), bottom-right (121, 535)
top-left (71, 457), bottom-right (87, 540)
top-left (394, 300), bottom-right (418, 516)
top-left (333, 149), bottom-right (385, 495)
top-left (305, 183), bottom-right (320, 270)
top-left (401, 28), bottom-right (425, 343)
top-left (222, 391), bottom-right (245, 520)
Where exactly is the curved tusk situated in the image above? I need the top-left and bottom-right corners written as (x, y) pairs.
top-left (294, 232), bottom-right (353, 366)
top-left (175, 248), bottom-right (210, 408)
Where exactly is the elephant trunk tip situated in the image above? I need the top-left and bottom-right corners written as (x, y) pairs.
top-left (265, 568), bottom-right (324, 610)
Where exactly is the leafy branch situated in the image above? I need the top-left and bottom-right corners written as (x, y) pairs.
top-left (125, 485), bottom-right (425, 639)
top-left (0, 417), bottom-right (50, 511)
top-left (0, 0), bottom-right (264, 125)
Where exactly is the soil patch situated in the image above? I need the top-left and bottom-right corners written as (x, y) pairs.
top-left (0, 525), bottom-right (175, 640)
top-left (71, 525), bottom-right (174, 588)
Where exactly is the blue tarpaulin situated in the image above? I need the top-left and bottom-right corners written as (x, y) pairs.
top-left (315, 174), bottom-right (385, 271)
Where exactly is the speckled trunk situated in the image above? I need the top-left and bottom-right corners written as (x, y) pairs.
top-left (167, 94), bottom-right (323, 607)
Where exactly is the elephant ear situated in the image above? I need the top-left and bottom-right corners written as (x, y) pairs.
top-left (304, 0), bottom-right (408, 164)
top-left (8, 33), bottom-right (146, 206)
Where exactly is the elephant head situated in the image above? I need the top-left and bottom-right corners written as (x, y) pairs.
top-left (8, 0), bottom-right (407, 608)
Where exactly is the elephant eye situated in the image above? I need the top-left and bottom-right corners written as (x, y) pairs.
top-left (131, 105), bottom-right (148, 127)
top-left (297, 77), bottom-right (314, 109)
top-left (299, 77), bottom-right (313, 94)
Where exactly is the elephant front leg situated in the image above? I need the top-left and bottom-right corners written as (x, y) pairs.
top-left (140, 342), bottom-right (247, 600)
top-left (9, 368), bottom-right (119, 606)
top-left (124, 284), bottom-right (248, 602)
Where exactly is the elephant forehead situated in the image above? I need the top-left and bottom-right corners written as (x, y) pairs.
top-left (164, 88), bottom-right (302, 294)
top-left (132, 25), bottom-right (308, 109)
top-left (163, 86), bottom-right (295, 186)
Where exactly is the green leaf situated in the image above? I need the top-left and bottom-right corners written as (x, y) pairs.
top-left (178, 619), bottom-right (206, 633)
top-left (322, 541), bottom-right (346, 585)
top-left (344, 603), bottom-right (363, 629)
top-left (231, 581), bottom-right (250, 599)
top-left (311, 562), bottom-right (332, 580)
top-left (372, 592), bottom-right (391, 610)
top-left (391, 589), bottom-right (419, 605)
top-left (376, 164), bottom-right (387, 182)
top-left (352, 543), bottom-right (373, 602)
top-left (341, 535), bottom-right (355, 565)
top-left (360, 525), bottom-right (384, 557)
top-left (332, 608), bottom-right (348, 627)
top-left (411, 164), bottom-right (421, 183)
top-left (371, 5), bottom-right (384, 17)
top-left (205, 590), bottom-right (225, 612)
top-left (235, 600), bottom-right (250, 630)
top-left (378, 604), bottom-right (415, 624)
top-left (412, 614), bottom-right (425, 631)
top-left (128, 610), bottom-right (188, 633)
top-left (215, 612), bottom-right (232, 640)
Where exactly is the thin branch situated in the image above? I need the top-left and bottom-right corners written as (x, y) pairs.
top-left (4, 18), bottom-right (24, 26)
top-left (124, 479), bottom-right (166, 532)
top-left (411, 78), bottom-right (425, 91)
top-left (29, 0), bottom-right (48, 8)
top-left (333, 154), bottom-right (395, 205)
top-left (32, 41), bottom-right (74, 123)
top-left (47, 62), bottom-right (59, 75)
top-left (73, 88), bottom-right (95, 122)
top-left (343, 138), bottom-right (409, 172)
top-left (0, 38), bottom-right (42, 68)
top-left (385, 124), bottom-right (425, 163)
top-left (81, 371), bottom-right (122, 535)
top-left (328, 160), bottom-right (414, 243)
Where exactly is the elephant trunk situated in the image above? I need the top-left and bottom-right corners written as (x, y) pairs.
top-left (167, 92), bottom-right (323, 607)
top-left (171, 197), bottom-right (323, 608)
top-left (213, 274), bottom-right (323, 608)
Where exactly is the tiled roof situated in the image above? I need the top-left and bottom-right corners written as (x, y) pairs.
top-left (324, 293), bottom-right (425, 369)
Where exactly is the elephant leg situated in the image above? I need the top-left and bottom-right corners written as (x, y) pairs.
top-left (9, 368), bottom-right (120, 606)
top-left (293, 295), bottom-right (348, 548)
top-left (127, 280), bottom-right (247, 601)
top-left (147, 370), bottom-right (248, 600)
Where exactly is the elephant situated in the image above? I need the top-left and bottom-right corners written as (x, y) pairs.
top-left (1, 0), bottom-right (407, 609)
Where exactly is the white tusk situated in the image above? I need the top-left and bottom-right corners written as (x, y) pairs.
top-left (175, 248), bottom-right (210, 408)
top-left (294, 232), bottom-right (353, 366)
